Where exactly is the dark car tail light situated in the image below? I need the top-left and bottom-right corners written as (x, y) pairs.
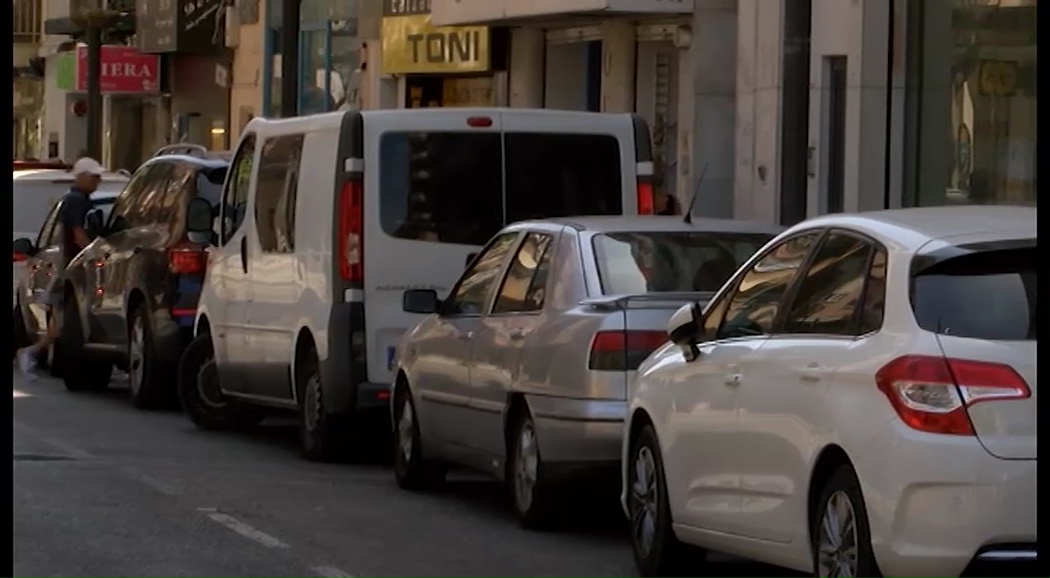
top-left (875, 355), bottom-right (1031, 436)
top-left (338, 178), bottom-right (364, 284)
top-left (636, 178), bottom-right (654, 215)
top-left (168, 243), bottom-right (208, 275)
top-left (589, 330), bottom-right (667, 371)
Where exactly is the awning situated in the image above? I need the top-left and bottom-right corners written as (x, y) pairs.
top-left (430, 0), bottom-right (694, 26)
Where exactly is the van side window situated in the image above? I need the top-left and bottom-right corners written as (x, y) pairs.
top-left (379, 132), bottom-right (503, 246)
top-left (255, 134), bottom-right (304, 253)
top-left (504, 133), bottom-right (623, 222)
top-left (222, 134), bottom-right (256, 245)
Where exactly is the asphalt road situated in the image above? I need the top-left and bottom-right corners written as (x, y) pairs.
top-left (14, 370), bottom-right (804, 578)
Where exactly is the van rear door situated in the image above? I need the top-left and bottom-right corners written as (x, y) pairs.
top-left (500, 110), bottom-right (649, 220)
top-left (363, 111), bottom-right (505, 384)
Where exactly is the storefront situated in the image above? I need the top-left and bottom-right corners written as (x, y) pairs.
top-left (904, 0), bottom-right (1036, 207)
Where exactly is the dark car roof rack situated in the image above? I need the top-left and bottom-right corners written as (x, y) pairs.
top-left (153, 143), bottom-right (210, 158)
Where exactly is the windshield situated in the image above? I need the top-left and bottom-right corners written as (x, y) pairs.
top-left (12, 180), bottom-right (126, 236)
top-left (593, 231), bottom-right (773, 295)
top-left (912, 247), bottom-right (1036, 340)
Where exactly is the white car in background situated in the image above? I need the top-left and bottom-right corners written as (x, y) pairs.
top-left (623, 206), bottom-right (1036, 577)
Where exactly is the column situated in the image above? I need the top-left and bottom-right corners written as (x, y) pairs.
top-left (508, 27), bottom-right (544, 108)
top-left (600, 19), bottom-right (635, 113)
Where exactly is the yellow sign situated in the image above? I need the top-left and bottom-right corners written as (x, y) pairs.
top-left (381, 14), bottom-right (490, 74)
top-left (978, 60), bottom-right (1018, 97)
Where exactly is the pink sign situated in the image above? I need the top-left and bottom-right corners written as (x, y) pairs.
top-left (75, 45), bottom-right (160, 94)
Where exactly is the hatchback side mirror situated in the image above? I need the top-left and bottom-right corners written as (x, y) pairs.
top-left (12, 237), bottom-right (35, 261)
top-left (667, 302), bottom-right (704, 361)
top-left (84, 210), bottom-right (105, 239)
top-left (186, 197), bottom-right (215, 245)
top-left (403, 289), bottom-right (439, 315)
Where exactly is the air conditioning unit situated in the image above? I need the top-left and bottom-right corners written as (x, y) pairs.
top-left (224, 6), bottom-right (240, 48)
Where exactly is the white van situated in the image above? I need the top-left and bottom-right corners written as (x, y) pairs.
top-left (183, 108), bottom-right (655, 461)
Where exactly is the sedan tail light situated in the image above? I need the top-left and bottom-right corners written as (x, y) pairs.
top-left (589, 330), bottom-right (667, 372)
top-left (875, 355), bottom-right (1031, 436)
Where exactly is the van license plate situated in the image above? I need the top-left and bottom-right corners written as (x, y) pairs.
top-left (387, 346), bottom-right (397, 370)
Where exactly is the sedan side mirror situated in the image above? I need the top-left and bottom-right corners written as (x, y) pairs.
top-left (12, 237), bottom-right (35, 261)
top-left (403, 289), bottom-right (439, 315)
top-left (84, 210), bottom-right (105, 239)
top-left (186, 198), bottom-right (216, 245)
top-left (667, 302), bottom-right (704, 361)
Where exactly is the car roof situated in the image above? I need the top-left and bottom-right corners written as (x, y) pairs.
top-left (510, 215), bottom-right (786, 236)
top-left (787, 205), bottom-right (1036, 250)
top-left (12, 169), bottom-right (129, 182)
top-left (142, 154), bottom-right (230, 169)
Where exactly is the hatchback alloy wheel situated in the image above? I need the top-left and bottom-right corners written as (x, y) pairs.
top-left (630, 446), bottom-right (659, 560)
top-left (128, 316), bottom-right (146, 394)
top-left (817, 490), bottom-right (859, 577)
top-left (513, 420), bottom-right (539, 512)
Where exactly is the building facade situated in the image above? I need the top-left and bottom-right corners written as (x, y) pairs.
top-left (14, 0), bottom-right (44, 158)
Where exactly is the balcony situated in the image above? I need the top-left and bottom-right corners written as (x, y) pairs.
top-left (431, 0), bottom-right (694, 26)
top-left (14, 0), bottom-right (42, 44)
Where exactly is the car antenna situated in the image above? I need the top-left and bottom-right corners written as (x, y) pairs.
top-left (683, 162), bottom-right (710, 225)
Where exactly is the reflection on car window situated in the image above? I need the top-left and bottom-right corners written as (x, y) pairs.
top-left (718, 232), bottom-right (820, 339)
top-left (494, 233), bottom-right (553, 314)
top-left (782, 233), bottom-right (873, 336)
top-left (445, 233), bottom-right (519, 315)
top-left (858, 249), bottom-right (887, 334)
top-left (593, 232), bottom-right (772, 295)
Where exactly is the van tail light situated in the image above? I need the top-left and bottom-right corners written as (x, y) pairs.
top-left (589, 330), bottom-right (667, 371)
top-left (637, 179), bottom-right (654, 215)
top-left (168, 243), bottom-right (208, 275)
top-left (875, 355), bottom-right (1031, 436)
top-left (338, 178), bottom-right (364, 284)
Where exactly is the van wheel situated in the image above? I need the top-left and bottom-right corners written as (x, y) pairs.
top-left (128, 305), bottom-right (173, 410)
top-left (298, 350), bottom-right (349, 462)
top-left (508, 409), bottom-right (558, 530)
top-left (628, 424), bottom-right (701, 577)
top-left (392, 386), bottom-right (446, 491)
top-left (178, 335), bottom-right (263, 431)
top-left (58, 298), bottom-right (112, 393)
top-left (810, 465), bottom-right (880, 578)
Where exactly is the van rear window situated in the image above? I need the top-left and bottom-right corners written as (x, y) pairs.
top-left (379, 131), bottom-right (624, 246)
top-left (911, 247), bottom-right (1036, 340)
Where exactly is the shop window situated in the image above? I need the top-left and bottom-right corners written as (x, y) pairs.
top-left (906, 0), bottom-right (1037, 207)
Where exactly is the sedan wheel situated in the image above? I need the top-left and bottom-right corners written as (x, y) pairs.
top-left (397, 396), bottom-right (415, 463)
top-left (512, 420), bottom-right (539, 513)
top-left (392, 388), bottom-right (445, 491)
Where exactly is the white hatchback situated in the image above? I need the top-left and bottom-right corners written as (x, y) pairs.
top-left (622, 206), bottom-right (1036, 577)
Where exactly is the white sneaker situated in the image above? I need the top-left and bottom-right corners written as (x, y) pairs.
top-left (17, 348), bottom-right (38, 381)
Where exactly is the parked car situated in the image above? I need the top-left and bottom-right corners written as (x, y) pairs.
top-left (13, 188), bottom-right (122, 366)
top-left (623, 206), bottom-right (1036, 577)
top-left (390, 216), bottom-right (782, 527)
top-left (179, 108), bottom-right (657, 462)
top-left (53, 145), bottom-right (228, 408)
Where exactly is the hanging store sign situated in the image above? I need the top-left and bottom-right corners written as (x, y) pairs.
top-left (431, 0), bottom-right (691, 26)
top-left (136, 0), bottom-right (226, 54)
top-left (381, 14), bottom-right (490, 74)
top-left (74, 45), bottom-right (161, 94)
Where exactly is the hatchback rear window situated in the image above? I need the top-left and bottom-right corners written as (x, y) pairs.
top-left (912, 247), bottom-right (1036, 340)
top-left (593, 232), bottom-right (773, 295)
top-left (379, 131), bottom-right (624, 247)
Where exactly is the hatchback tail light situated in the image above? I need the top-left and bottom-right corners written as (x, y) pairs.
top-left (168, 243), bottom-right (208, 275)
top-left (636, 179), bottom-right (654, 215)
top-left (875, 355), bottom-right (1031, 436)
top-left (589, 330), bottom-right (667, 371)
top-left (338, 178), bottom-right (364, 284)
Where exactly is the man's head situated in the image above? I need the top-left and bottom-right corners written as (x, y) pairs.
top-left (71, 157), bottom-right (104, 193)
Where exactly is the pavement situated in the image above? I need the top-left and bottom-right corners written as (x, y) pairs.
top-left (13, 370), bottom-right (805, 578)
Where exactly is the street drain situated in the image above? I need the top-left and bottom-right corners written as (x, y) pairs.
top-left (13, 454), bottom-right (76, 462)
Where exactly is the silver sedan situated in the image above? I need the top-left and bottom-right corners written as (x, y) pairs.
top-left (391, 216), bottom-right (783, 528)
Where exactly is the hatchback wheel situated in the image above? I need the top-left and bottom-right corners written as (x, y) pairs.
top-left (392, 386), bottom-right (445, 491)
top-left (811, 465), bottom-right (880, 578)
top-left (628, 424), bottom-right (701, 577)
top-left (59, 298), bottom-right (112, 392)
top-left (128, 306), bottom-right (172, 410)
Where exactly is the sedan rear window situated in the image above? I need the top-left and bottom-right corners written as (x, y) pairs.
top-left (912, 247), bottom-right (1036, 340)
top-left (593, 232), bottom-right (773, 295)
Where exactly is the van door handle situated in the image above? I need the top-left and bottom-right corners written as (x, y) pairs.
top-left (239, 237), bottom-right (248, 273)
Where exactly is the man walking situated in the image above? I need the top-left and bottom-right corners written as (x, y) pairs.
top-left (16, 157), bottom-right (105, 378)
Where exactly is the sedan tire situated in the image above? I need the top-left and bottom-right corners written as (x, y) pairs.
top-left (628, 424), bottom-right (702, 577)
top-left (508, 409), bottom-right (558, 530)
top-left (392, 386), bottom-right (446, 491)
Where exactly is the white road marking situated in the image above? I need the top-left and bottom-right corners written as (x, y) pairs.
top-left (197, 508), bottom-right (290, 550)
top-left (120, 466), bottom-right (179, 496)
top-left (312, 565), bottom-right (355, 577)
top-left (13, 389), bottom-right (32, 398)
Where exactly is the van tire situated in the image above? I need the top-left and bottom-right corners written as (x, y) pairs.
top-left (178, 335), bottom-right (263, 431)
top-left (393, 386), bottom-right (446, 491)
top-left (128, 305), bottom-right (173, 410)
top-left (58, 298), bottom-right (112, 393)
top-left (298, 350), bottom-right (349, 462)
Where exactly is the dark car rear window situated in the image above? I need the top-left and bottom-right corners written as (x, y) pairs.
top-left (195, 167), bottom-right (227, 205)
top-left (912, 247), bottom-right (1036, 340)
top-left (593, 232), bottom-right (773, 295)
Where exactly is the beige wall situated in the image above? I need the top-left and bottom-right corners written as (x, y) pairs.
top-left (229, 9), bottom-right (267, 142)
